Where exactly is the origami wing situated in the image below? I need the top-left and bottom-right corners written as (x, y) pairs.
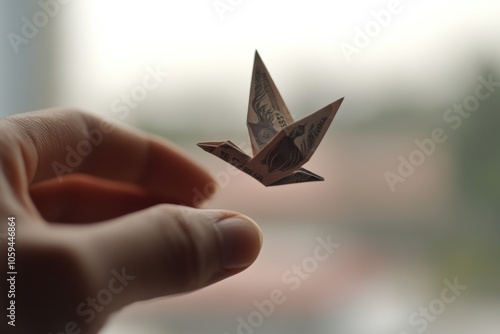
top-left (247, 51), bottom-right (294, 156)
top-left (245, 98), bottom-right (344, 186)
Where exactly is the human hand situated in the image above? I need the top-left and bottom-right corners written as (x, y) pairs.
top-left (0, 109), bottom-right (262, 334)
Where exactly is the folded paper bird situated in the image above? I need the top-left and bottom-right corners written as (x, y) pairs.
top-left (197, 51), bottom-right (344, 186)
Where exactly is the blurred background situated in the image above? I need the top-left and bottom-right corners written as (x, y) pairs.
top-left (1, 0), bottom-right (500, 333)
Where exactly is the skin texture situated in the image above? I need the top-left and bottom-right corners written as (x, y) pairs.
top-left (0, 108), bottom-right (262, 334)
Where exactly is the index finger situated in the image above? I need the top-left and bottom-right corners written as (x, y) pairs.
top-left (1, 108), bottom-right (216, 206)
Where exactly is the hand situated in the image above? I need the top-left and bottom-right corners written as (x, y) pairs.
top-left (0, 108), bottom-right (262, 334)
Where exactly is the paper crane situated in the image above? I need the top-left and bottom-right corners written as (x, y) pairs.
top-left (197, 51), bottom-right (344, 186)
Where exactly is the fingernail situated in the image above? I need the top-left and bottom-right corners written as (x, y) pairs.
top-left (215, 216), bottom-right (262, 269)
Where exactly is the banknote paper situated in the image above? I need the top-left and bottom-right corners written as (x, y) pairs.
top-left (197, 51), bottom-right (344, 186)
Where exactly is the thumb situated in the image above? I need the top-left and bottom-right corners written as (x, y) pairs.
top-left (82, 204), bottom-right (262, 308)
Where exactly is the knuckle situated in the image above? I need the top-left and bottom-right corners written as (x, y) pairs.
top-left (152, 205), bottom-right (203, 292)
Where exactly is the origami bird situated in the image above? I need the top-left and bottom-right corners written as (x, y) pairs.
top-left (197, 51), bottom-right (344, 186)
